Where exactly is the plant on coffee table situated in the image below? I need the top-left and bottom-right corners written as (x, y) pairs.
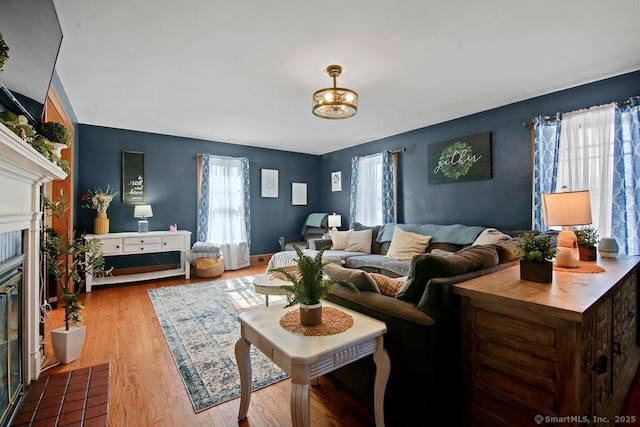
top-left (269, 244), bottom-right (358, 326)
top-left (512, 233), bottom-right (557, 283)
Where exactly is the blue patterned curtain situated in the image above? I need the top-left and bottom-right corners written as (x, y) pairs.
top-left (532, 114), bottom-right (561, 230)
top-left (241, 157), bottom-right (251, 252)
top-left (196, 153), bottom-right (210, 242)
top-left (349, 156), bottom-right (358, 226)
top-left (381, 150), bottom-right (396, 223)
top-left (612, 97), bottom-right (640, 255)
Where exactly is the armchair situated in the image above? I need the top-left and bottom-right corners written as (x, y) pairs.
top-left (278, 213), bottom-right (329, 251)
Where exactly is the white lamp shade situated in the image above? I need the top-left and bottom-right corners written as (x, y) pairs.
top-left (542, 190), bottom-right (592, 227)
top-left (134, 204), bottom-right (153, 218)
top-left (328, 214), bottom-right (342, 228)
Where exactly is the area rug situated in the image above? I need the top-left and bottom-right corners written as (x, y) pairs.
top-left (147, 275), bottom-right (289, 413)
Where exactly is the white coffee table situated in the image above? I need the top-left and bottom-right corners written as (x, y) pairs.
top-left (253, 273), bottom-right (291, 306)
top-left (235, 300), bottom-right (390, 426)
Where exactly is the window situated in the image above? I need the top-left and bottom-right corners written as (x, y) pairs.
top-left (350, 151), bottom-right (395, 226)
top-left (555, 104), bottom-right (615, 237)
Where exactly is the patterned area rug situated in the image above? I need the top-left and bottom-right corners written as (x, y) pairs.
top-left (148, 276), bottom-right (289, 413)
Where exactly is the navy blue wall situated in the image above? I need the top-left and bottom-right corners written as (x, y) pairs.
top-left (75, 126), bottom-right (322, 254)
top-left (321, 71), bottom-right (640, 231)
top-left (73, 71), bottom-right (640, 256)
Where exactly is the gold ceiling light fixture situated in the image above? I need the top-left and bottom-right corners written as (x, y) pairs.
top-left (312, 64), bottom-right (358, 120)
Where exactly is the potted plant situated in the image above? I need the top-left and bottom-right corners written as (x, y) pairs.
top-left (574, 226), bottom-right (599, 261)
top-left (269, 244), bottom-right (358, 326)
top-left (512, 233), bottom-right (558, 283)
top-left (42, 190), bottom-right (112, 363)
top-left (37, 121), bottom-right (71, 156)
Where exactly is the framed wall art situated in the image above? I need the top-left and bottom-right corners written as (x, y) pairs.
top-left (427, 132), bottom-right (492, 184)
top-left (331, 171), bottom-right (342, 192)
top-left (122, 150), bottom-right (146, 204)
top-left (261, 168), bottom-right (279, 198)
top-left (291, 182), bottom-right (307, 205)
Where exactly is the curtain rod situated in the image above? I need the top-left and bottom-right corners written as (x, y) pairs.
top-left (196, 153), bottom-right (261, 163)
top-left (522, 96), bottom-right (638, 128)
top-left (388, 147), bottom-right (407, 154)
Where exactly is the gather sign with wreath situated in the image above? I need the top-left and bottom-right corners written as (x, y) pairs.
top-left (427, 132), bottom-right (492, 184)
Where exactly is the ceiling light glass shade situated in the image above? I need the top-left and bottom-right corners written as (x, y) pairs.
top-left (312, 65), bottom-right (358, 120)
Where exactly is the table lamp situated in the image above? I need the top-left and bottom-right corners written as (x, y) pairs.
top-left (542, 190), bottom-right (592, 268)
top-left (134, 204), bottom-right (153, 233)
top-left (328, 213), bottom-right (342, 231)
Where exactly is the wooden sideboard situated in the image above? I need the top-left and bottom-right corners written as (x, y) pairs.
top-left (453, 256), bottom-right (640, 427)
top-left (84, 230), bottom-right (191, 291)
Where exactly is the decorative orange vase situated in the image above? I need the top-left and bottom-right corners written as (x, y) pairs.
top-left (94, 212), bottom-right (109, 234)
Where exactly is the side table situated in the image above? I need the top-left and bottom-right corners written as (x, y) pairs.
top-left (252, 273), bottom-right (291, 306)
top-left (235, 301), bottom-right (390, 426)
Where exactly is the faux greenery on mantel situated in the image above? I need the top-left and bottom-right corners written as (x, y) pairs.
top-left (0, 111), bottom-right (70, 173)
top-left (0, 32), bottom-right (9, 71)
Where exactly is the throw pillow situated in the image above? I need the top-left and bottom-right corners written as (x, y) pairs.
top-left (323, 263), bottom-right (380, 293)
top-left (472, 228), bottom-right (511, 246)
top-left (369, 273), bottom-right (405, 297)
top-left (344, 229), bottom-right (373, 253)
top-left (385, 227), bottom-right (432, 260)
top-left (495, 239), bottom-right (520, 263)
top-left (330, 229), bottom-right (350, 250)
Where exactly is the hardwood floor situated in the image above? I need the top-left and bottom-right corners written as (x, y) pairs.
top-left (39, 263), bottom-right (376, 427)
top-left (37, 263), bottom-right (640, 426)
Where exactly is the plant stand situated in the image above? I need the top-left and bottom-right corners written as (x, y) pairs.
top-left (51, 325), bottom-right (86, 364)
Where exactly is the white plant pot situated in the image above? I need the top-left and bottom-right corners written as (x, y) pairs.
top-left (52, 142), bottom-right (68, 157)
top-left (51, 325), bottom-right (86, 364)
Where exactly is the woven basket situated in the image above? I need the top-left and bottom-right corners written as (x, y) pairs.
top-left (194, 257), bottom-right (224, 278)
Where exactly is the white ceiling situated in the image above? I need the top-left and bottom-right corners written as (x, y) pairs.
top-left (52, 0), bottom-right (640, 155)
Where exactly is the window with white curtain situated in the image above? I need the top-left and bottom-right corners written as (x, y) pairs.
top-left (354, 153), bottom-right (383, 226)
top-left (207, 156), bottom-right (247, 244)
top-left (555, 104), bottom-right (615, 237)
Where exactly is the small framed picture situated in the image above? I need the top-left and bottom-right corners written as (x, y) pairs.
top-left (261, 169), bottom-right (279, 198)
top-left (331, 171), bottom-right (342, 192)
top-left (291, 182), bottom-right (307, 205)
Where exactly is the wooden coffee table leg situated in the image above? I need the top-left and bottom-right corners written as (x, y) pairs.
top-left (290, 381), bottom-right (310, 427)
top-left (373, 337), bottom-right (390, 427)
top-left (235, 336), bottom-right (252, 420)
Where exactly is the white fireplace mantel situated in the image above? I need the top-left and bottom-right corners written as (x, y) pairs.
top-left (0, 122), bottom-right (66, 383)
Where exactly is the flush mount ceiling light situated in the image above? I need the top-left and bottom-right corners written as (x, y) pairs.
top-left (312, 64), bottom-right (358, 120)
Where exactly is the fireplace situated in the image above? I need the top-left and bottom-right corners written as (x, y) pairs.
top-left (0, 123), bottom-right (66, 424)
top-left (0, 240), bottom-right (25, 426)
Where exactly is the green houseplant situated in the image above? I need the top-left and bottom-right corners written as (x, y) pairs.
top-left (574, 226), bottom-right (599, 261)
top-left (270, 244), bottom-right (358, 326)
top-left (512, 233), bottom-right (558, 283)
top-left (42, 190), bottom-right (112, 363)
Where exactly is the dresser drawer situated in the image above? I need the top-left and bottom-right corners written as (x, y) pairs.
top-left (124, 236), bottom-right (161, 246)
top-left (162, 235), bottom-right (186, 250)
top-left (97, 238), bottom-right (123, 255)
top-left (123, 243), bottom-right (162, 253)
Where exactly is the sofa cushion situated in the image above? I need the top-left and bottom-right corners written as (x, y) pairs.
top-left (345, 229), bottom-right (373, 253)
top-left (344, 254), bottom-right (413, 277)
top-left (324, 263), bottom-right (380, 293)
top-left (351, 222), bottom-right (383, 254)
top-left (329, 229), bottom-right (350, 250)
top-left (369, 273), bottom-right (405, 297)
top-left (398, 245), bottom-right (499, 303)
top-left (495, 239), bottom-right (520, 263)
top-left (385, 227), bottom-right (432, 260)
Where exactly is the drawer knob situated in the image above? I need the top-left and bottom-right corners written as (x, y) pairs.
top-left (116, 245), bottom-right (120, 248)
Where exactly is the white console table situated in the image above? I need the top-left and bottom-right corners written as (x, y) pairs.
top-left (84, 230), bottom-right (192, 292)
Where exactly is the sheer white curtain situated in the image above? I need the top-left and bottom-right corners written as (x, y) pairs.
top-left (197, 154), bottom-right (250, 270)
top-left (355, 153), bottom-right (383, 226)
top-left (556, 104), bottom-right (616, 237)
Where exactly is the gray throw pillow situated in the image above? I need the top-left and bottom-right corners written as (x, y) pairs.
top-left (323, 263), bottom-right (380, 293)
